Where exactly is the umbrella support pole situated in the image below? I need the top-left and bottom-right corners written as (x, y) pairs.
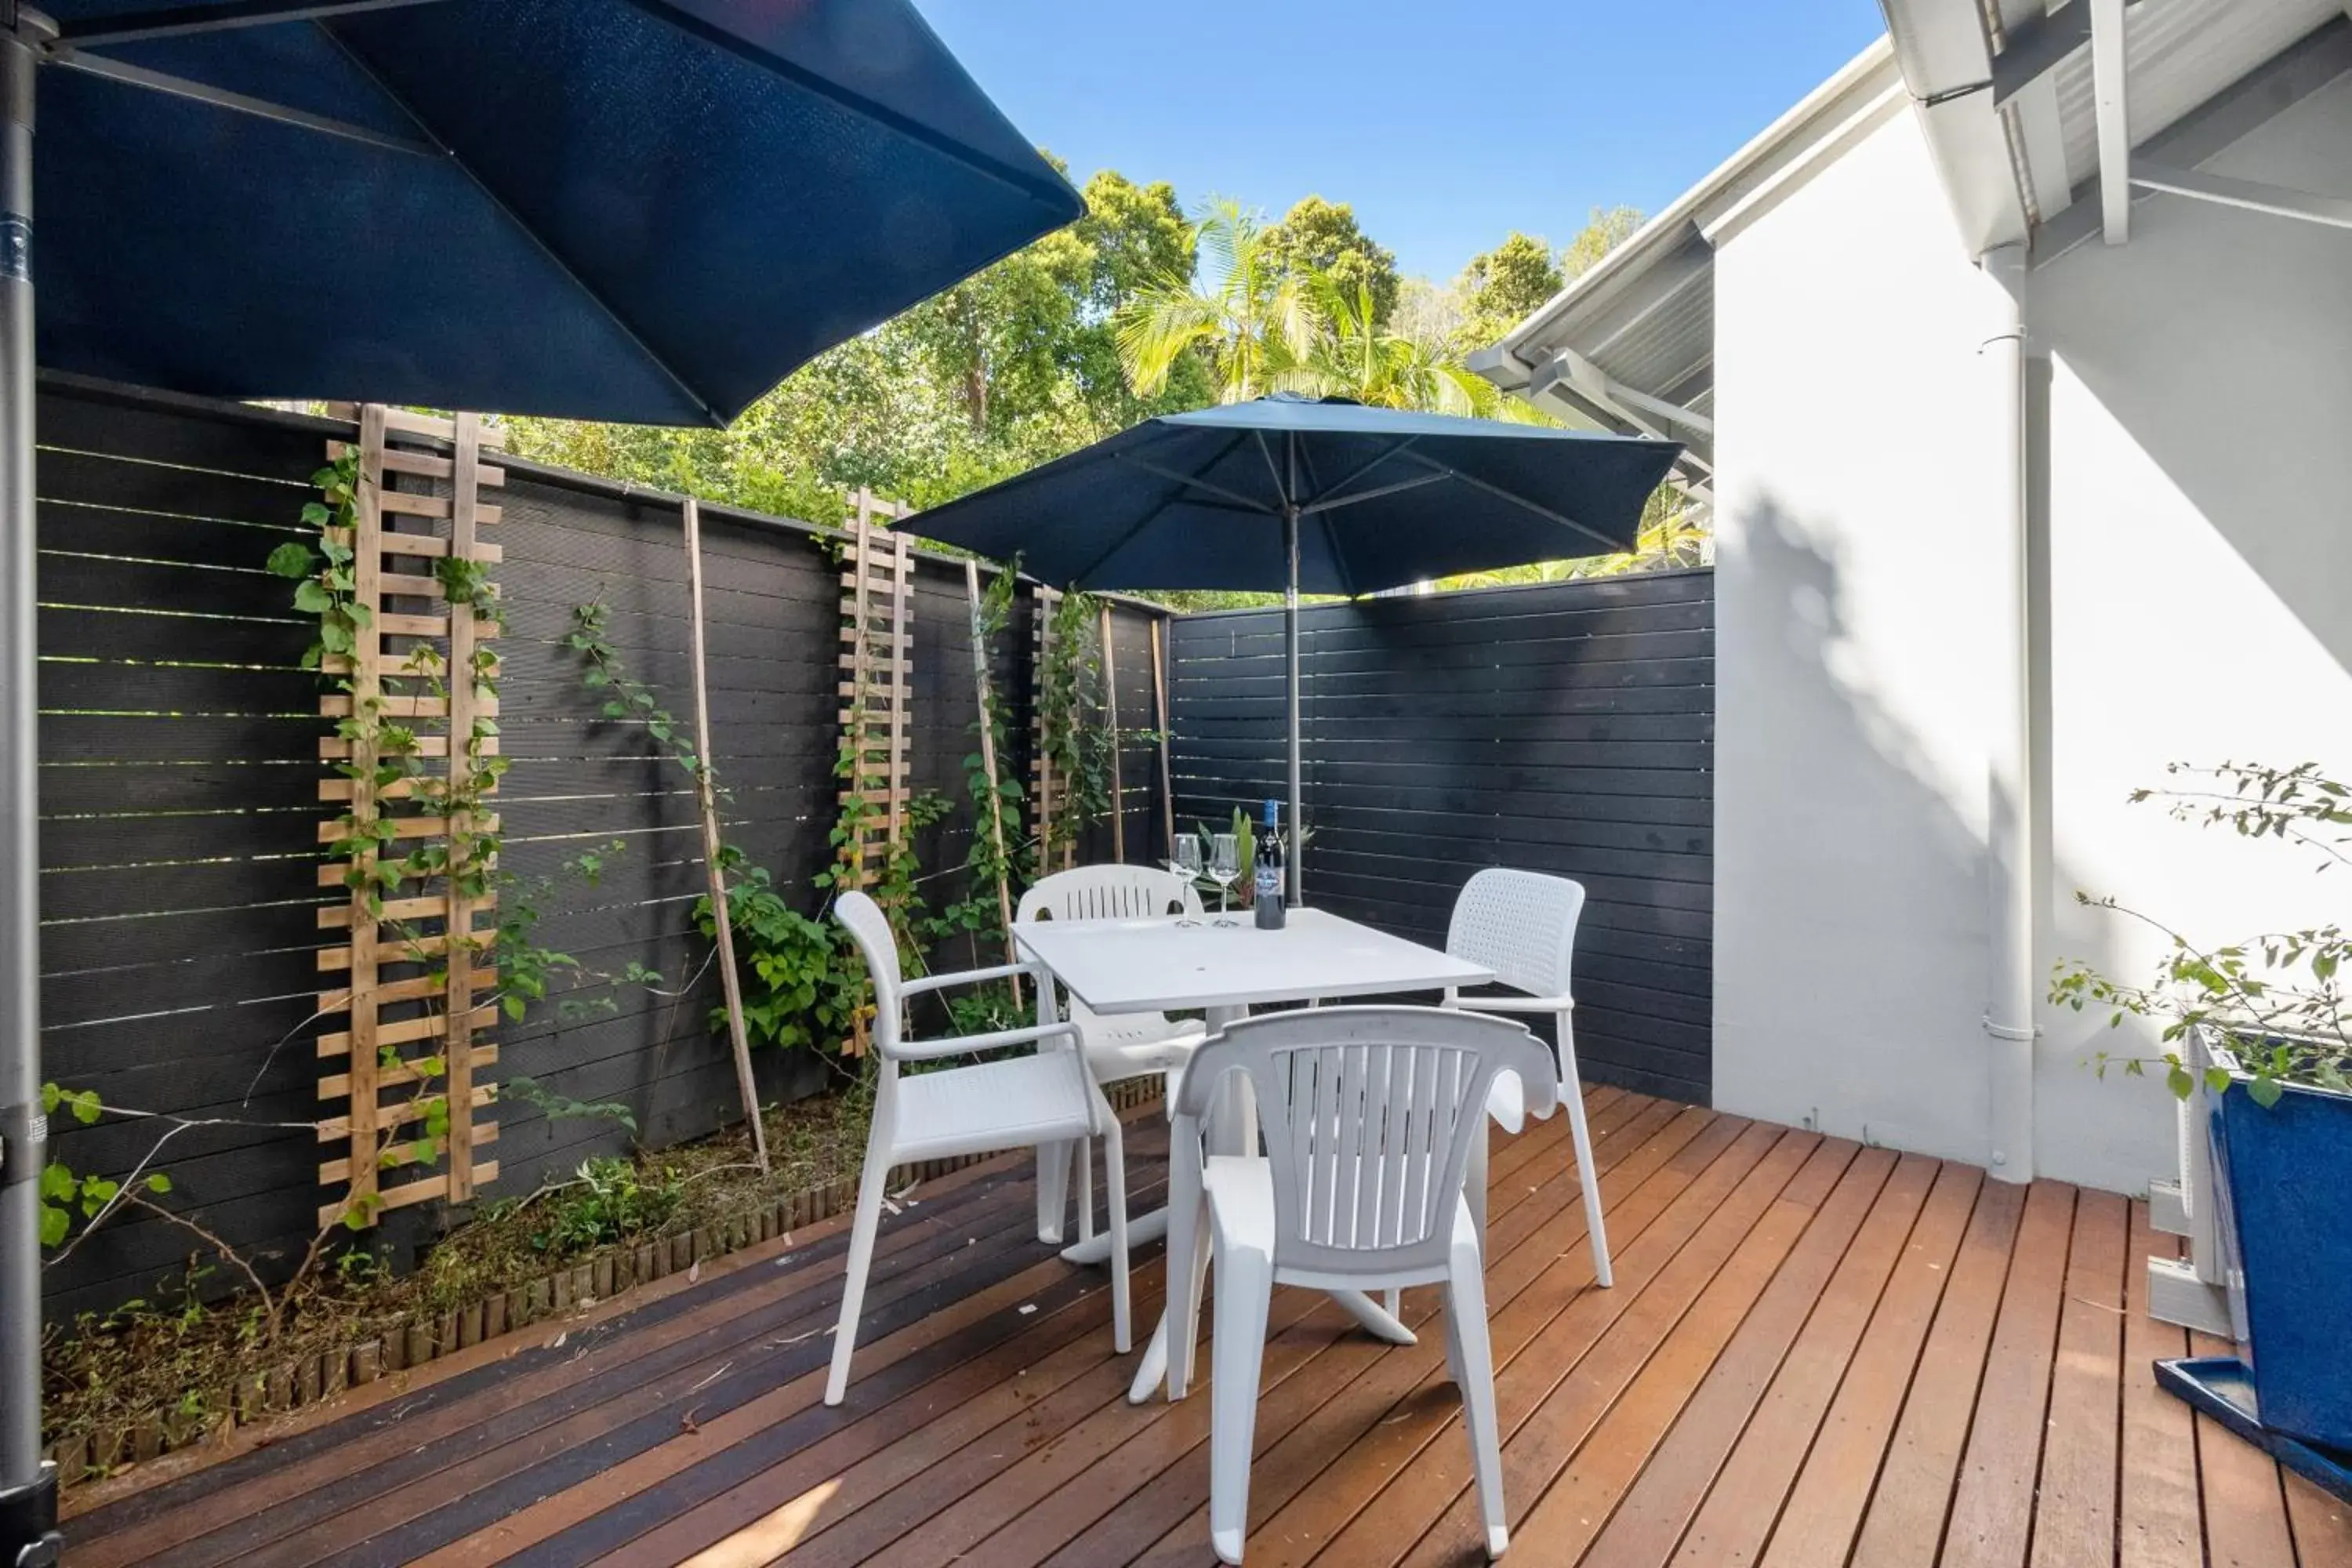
top-left (0, 11), bottom-right (59, 1556)
top-left (1284, 504), bottom-right (1301, 906)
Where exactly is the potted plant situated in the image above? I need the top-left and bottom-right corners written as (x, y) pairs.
top-left (2053, 761), bottom-right (2350, 1452)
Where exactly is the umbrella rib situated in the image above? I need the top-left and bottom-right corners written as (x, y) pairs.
top-left (1396, 451), bottom-right (1628, 555)
top-left (1253, 431), bottom-right (1289, 507)
top-left (48, 47), bottom-right (439, 156)
top-left (316, 21), bottom-right (731, 427)
top-left (1073, 435), bottom-right (1264, 583)
top-left (1113, 452), bottom-right (1279, 516)
top-left (58, 0), bottom-right (450, 47)
top-left (630, 1), bottom-right (1076, 212)
top-left (1307, 435), bottom-right (1416, 509)
top-left (1294, 470), bottom-right (1448, 517)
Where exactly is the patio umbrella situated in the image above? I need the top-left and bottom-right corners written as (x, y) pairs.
top-left (0, 2), bottom-right (1078, 1546)
top-left (909, 394), bottom-right (1682, 901)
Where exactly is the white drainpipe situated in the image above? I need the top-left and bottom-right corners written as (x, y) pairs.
top-left (1979, 241), bottom-right (2035, 1183)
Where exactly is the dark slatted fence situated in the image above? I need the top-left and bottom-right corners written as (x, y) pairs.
top-left (1167, 571), bottom-right (1715, 1104)
top-left (34, 376), bottom-right (1166, 1321)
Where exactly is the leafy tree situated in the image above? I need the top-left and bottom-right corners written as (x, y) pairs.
top-left (1559, 204), bottom-right (1644, 280)
top-left (1261, 195), bottom-right (1399, 326)
top-left (1456, 231), bottom-right (1564, 350)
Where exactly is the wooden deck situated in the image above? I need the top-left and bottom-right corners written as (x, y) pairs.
top-left (63, 1092), bottom-right (2352, 1566)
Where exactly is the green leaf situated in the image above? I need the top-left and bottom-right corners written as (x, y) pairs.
top-left (39, 1206), bottom-right (67, 1247)
top-left (266, 542), bottom-right (319, 579)
top-left (300, 501), bottom-right (332, 527)
top-left (292, 579), bottom-right (336, 615)
top-left (39, 1163), bottom-right (75, 1203)
top-left (144, 1172), bottom-right (172, 1194)
top-left (2248, 1075), bottom-right (2286, 1109)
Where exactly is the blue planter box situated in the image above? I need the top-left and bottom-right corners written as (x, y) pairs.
top-left (2208, 1054), bottom-right (2352, 1453)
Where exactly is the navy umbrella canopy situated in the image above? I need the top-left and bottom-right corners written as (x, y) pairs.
top-left (912, 395), bottom-right (1678, 593)
top-left (914, 395), bottom-right (1682, 902)
top-left (31, 0), bottom-right (1083, 422)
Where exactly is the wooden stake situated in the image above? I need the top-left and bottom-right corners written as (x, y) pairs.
top-left (1100, 602), bottom-right (1123, 862)
top-left (965, 561), bottom-right (1021, 1007)
top-left (340, 404), bottom-right (387, 1224)
top-left (684, 497), bottom-right (768, 1171)
top-left (441, 412), bottom-right (481, 1202)
top-left (1152, 615), bottom-right (1174, 861)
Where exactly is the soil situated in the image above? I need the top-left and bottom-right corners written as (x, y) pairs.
top-left (42, 1088), bottom-right (873, 1451)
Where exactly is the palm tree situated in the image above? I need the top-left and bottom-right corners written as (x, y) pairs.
top-left (1116, 198), bottom-right (1315, 404)
top-left (1279, 272), bottom-right (1523, 418)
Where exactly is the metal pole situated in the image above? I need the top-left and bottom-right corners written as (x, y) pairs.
top-left (0, 7), bottom-right (59, 1560)
top-left (1283, 503), bottom-right (1301, 906)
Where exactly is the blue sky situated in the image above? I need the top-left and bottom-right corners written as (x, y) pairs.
top-left (915, 1), bottom-right (1887, 283)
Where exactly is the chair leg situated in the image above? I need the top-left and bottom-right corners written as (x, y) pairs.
top-left (1448, 1225), bottom-right (1509, 1558)
top-left (1101, 1116), bottom-right (1132, 1354)
top-left (1036, 1139), bottom-right (1071, 1244)
top-left (1467, 1114), bottom-right (1491, 1254)
top-left (1077, 1133), bottom-right (1096, 1244)
top-left (1559, 1010), bottom-right (1611, 1288)
top-left (1208, 1233), bottom-right (1273, 1566)
top-left (825, 1147), bottom-right (896, 1407)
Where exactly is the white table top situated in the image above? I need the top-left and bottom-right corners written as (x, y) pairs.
top-left (1013, 907), bottom-right (1493, 1016)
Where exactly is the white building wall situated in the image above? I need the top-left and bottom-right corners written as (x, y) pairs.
top-left (1710, 110), bottom-right (2005, 1167)
top-left (1709, 76), bottom-right (2352, 1192)
top-left (2029, 72), bottom-right (2352, 1193)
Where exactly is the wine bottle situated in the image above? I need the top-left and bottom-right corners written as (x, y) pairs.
top-left (1254, 798), bottom-right (1286, 929)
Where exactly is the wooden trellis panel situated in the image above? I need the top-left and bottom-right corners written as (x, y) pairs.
top-left (836, 487), bottom-right (915, 892)
top-left (1029, 584), bottom-right (1074, 873)
top-left (314, 406), bottom-right (503, 1227)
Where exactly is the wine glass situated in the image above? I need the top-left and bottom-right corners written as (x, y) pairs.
top-left (1172, 833), bottom-right (1203, 925)
top-left (1209, 833), bottom-right (1241, 927)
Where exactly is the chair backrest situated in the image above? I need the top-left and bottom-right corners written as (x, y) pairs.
top-left (1015, 863), bottom-right (1201, 924)
top-left (1446, 868), bottom-right (1586, 1001)
top-left (1179, 1006), bottom-right (1558, 1279)
top-left (833, 890), bottom-right (909, 1062)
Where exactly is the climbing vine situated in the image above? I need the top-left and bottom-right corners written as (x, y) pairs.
top-left (1037, 588), bottom-right (1116, 871)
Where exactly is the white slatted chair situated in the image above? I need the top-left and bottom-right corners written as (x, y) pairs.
top-left (1442, 868), bottom-right (1613, 1287)
top-left (1017, 865), bottom-right (1206, 1245)
top-left (826, 890), bottom-right (1130, 1406)
top-left (1164, 1006), bottom-right (1557, 1563)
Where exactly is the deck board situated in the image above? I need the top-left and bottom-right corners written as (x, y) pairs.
top-left (64, 1093), bottom-right (2321, 1567)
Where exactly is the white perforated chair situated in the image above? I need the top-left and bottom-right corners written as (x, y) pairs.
top-left (826, 890), bottom-right (1130, 1406)
top-left (1164, 1006), bottom-right (1556, 1563)
top-left (1442, 868), bottom-right (1612, 1287)
top-left (1017, 865), bottom-right (1206, 1244)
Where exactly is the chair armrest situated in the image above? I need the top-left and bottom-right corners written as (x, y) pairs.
top-left (1443, 992), bottom-right (1573, 1014)
top-left (890, 1018), bottom-right (1081, 1062)
top-left (898, 959), bottom-right (1052, 1000)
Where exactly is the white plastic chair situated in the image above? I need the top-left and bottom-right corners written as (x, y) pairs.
top-left (1163, 1006), bottom-right (1558, 1563)
top-left (1441, 868), bottom-right (1613, 1288)
top-left (826, 889), bottom-right (1131, 1406)
top-left (1016, 865), bottom-right (1206, 1245)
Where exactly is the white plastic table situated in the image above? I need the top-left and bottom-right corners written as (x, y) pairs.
top-left (1014, 908), bottom-right (1494, 1403)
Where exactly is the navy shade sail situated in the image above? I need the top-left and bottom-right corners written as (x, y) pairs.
top-left (909, 396), bottom-right (1680, 594)
top-left (913, 394), bottom-right (1682, 906)
top-left (31, 0), bottom-right (1083, 422)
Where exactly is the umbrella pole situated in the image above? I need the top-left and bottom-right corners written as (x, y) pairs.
top-left (0, 13), bottom-right (56, 1555)
top-left (1284, 503), bottom-right (1301, 906)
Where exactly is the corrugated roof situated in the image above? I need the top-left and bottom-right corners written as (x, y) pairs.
top-left (2045, 0), bottom-right (2341, 189)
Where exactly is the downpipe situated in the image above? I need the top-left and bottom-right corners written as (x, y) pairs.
top-left (0, 7), bottom-right (56, 1563)
top-left (1979, 241), bottom-right (2035, 1185)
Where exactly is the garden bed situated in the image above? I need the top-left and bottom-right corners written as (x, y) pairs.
top-left (40, 1076), bottom-right (1157, 1493)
